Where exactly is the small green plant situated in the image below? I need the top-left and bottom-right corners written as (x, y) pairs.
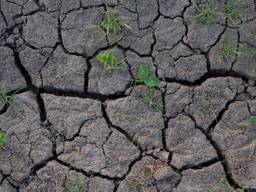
top-left (249, 116), bottom-right (256, 126)
top-left (0, 88), bottom-right (12, 107)
top-left (128, 179), bottom-right (143, 192)
top-left (135, 64), bottom-right (160, 88)
top-left (68, 185), bottom-right (81, 192)
top-left (224, 0), bottom-right (246, 25)
top-left (192, 0), bottom-right (218, 23)
top-left (0, 131), bottom-right (7, 149)
top-left (101, 8), bottom-right (131, 40)
top-left (243, 47), bottom-right (256, 60)
top-left (218, 40), bottom-right (241, 60)
top-left (97, 51), bottom-right (126, 73)
top-left (141, 92), bottom-right (162, 111)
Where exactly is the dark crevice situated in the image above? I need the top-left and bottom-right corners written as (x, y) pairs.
top-left (36, 93), bottom-right (47, 122)
top-left (206, 134), bottom-right (241, 189)
top-left (101, 103), bottom-right (143, 152)
top-left (158, 84), bottom-right (172, 163)
top-left (162, 70), bottom-right (249, 87)
top-left (55, 158), bottom-right (121, 181)
top-left (179, 157), bottom-right (221, 172)
top-left (10, 46), bottom-right (34, 88)
top-left (39, 86), bottom-right (127, 102)
top-left (21, 155), bottom-right (55, 185)
top-left (207, 96), bottom-right (237, 134)
top-left (38, 43), bottom-right (59, 88)
top-left (5, 177), bottom-right (20, 191)
top-left (186, 109), bottom-right (242, 189)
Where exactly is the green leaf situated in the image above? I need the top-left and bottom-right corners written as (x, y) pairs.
top-left (0, 132), bottom-right (6, 148)
top-left (138, 64), bottom-right (149, 81)
top-left (144, 75), bottom-right (160, 88)
top-left (250, 116), bottom-right (256, 126)
top-left (68, 185), bottom-right (81, 192)
top-left (97, 53), bottom-right (107, 62)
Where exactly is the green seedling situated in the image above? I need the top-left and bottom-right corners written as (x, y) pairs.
top-left (97, 51), bottom-right (126, 73)
top-left (218, 40), bottom-right (241, 60)
top-left (0, 88), bottom-right (12, 107)
top-left (249, 116), bottom-right (256, 126)
top-left (0, 131), bottom-right (6, 149)
top-left (192, 0), bottom-right (218, 23)
top-left (243, 47), bottom-right (256, 60)
top-left (68, 185), bottom-right (81, 192)
top-left (224, 0), bottom-right (246, 25)
top-left (101, 8), bottom-right (131, 41)
top-left (141, 92), bottom-right (162, 111)
top-left (128, 179), bottom-right (143, 192)
top-left (135, 64), bottom-right (160, 88)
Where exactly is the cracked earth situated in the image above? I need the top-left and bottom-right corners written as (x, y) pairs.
top-left (0, 0), bottom-right (256, 191)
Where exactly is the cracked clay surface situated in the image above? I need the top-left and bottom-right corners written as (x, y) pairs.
top-left (0, 0), bottom-right (256, 191)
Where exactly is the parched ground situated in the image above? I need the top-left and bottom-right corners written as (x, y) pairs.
top-left (0, 0), bottom-right (256, 191)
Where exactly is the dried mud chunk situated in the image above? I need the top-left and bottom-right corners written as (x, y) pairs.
top-left (0, 14), bottom-right (6, 36)
top-left (0, 46), bottom-right (26, 91)
top-left (185, 77), bottom-right (244, 131)
top-left (61, 8), bottom-right (107, 56)
top-left (0, 92), bottom-right (53, 185)
top-left (166, 114), bottom-right (217, 169)
top-left (117, 8), bottom-right (154, 56)
top-left (46, 95), bottom-right (140, 177)
top-left (41, 46), bottom-right (86, 90)
top-left (24, 12), bottom-right (58, 48)
top-left (159, 0), bottom-right (190, 18)
top-left (137, 0), bottom-right (158, 29)
top-left (42, 95), bottom-right (102, 139)
top-left (88, 47), bottom-right (131, 95)
top-left (212, 101), bottom-right (256, 187)
top-left (20, 160), bottom-right (115, 192)
top-left (154, 42), bottom-right (193, 80)
top-left (0, 180), bottom-right (16, 192)
top-left (81, 0), bottom-right (117, 7)
top-left (233, 46), bottom-right (256, 80)
top-left (165, 83), bottom-right (193, 118)
top-left (154, 17), bottom-right (185, 51)
top-left (101, 130), bottom-right (140, 177)
top-left (175, 163), bottom-right (233, 192)
top-left (174, 55), bottom-right (207, 83)
top-left (117, 156), bottom-right (180, 192)
top-left (0, 0), bottom-right (21, 27)
top-left (106, 86), bottom-right (164, 150)
top-left (58, 130), bottom-right (140, 177)
top-left (19, 46), bottom-right (52, 87)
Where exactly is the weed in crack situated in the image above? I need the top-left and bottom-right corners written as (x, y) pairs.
top-left (218, 40), bottom-right (241, 60)
top-left (244, 48), bottom-right (256, 60)
top-left (0, 87), bottom-right (12, 107)
top-left (68, 185), bottom-right (82, 192)
top-left (192, 0), bottom-right (218, 24)
top-left (249, 115), bottom-right (256, 126)
top-left (140, 91), bottom-right (163, 111)
top-left (224, 0), bottom-right (246, 25)
top-left (97, 50), bottom-right (127, 74)
top-left (135, 64), bottom-right (160, 88)
top-left (101, 7), bottom-right (131, 42)
top-left (128, 179), bottom-right (143, 192)
top-left (0, 131), bottom-right (6, 149)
